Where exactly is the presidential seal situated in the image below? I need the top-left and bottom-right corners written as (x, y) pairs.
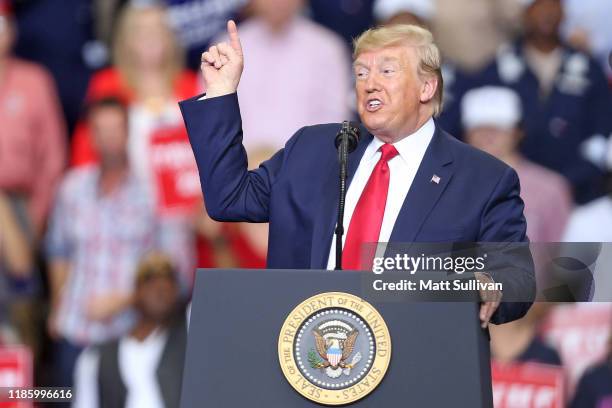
top-left (278, 292), bottom-right (391, 405)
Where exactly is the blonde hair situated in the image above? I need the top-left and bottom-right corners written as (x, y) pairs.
top-left (353, 24), bottom-right (444, 116)
top-left (112, 4), bottom-right (184, 97)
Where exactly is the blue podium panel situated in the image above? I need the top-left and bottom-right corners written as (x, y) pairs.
top-left (181, 269), bottom-right (493, 407)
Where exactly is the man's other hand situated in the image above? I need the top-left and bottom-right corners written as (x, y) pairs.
top-left (200, 20), bottom-right (244, 98)
top-left (475, 272), bottom-right (502, 329)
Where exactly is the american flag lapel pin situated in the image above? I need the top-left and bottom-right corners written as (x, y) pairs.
top-left (431, 174), bottom-right (441, 184)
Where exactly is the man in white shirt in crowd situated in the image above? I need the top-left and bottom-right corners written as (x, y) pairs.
top-left (72, 252), bottom-right (187, 408)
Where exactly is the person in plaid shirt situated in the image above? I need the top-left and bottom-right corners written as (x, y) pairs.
top-left (45, 97), bottom-right (166, 388)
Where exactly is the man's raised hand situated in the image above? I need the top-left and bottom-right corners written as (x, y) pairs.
top-left (200, 20), bottom-right (244, 98)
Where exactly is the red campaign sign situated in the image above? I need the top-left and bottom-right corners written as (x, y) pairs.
top-left (0, 347), bottom-right (32, 408)
top-left (539, 303), bottom-right (612, 393)
top-left (150, 126), bottom-right (202, 215)
top-left (492, 361), bottom-right (565, 408)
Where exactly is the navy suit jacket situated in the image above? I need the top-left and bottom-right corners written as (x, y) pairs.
top-left (179, 92), bottom-right (535, 323)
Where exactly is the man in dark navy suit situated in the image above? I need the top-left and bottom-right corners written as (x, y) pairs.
top-left (179, 21), bottom-right (535, 327)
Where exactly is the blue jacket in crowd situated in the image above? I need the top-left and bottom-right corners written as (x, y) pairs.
top-left (476, 41), bottom-right (612, 204)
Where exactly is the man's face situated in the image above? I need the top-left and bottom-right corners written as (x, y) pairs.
top-left (524, 0), bottom-right (563, 40)
top-left (252, 0), bottom-right (303, 29)
top-left (465, 126), bottom-right (519, 159)
top-left (354, 45), bottom-right (424, 141)
top-left (90, 106), bottom-right (129, 160)
top-left (127, 9), bottom-right (172, 68)
top-left (135, 274), bottom-right (178, 322)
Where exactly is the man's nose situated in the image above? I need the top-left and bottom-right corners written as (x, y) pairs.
top-left (365, 72), bottom-right (381, 92)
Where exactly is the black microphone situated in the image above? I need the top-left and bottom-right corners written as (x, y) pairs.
top-left (335, 121), bottom-right (360, 153)
top-left (334, 121), bottom-right (361, 270)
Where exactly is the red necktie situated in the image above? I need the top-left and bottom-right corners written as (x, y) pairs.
top-left (343, 143), bottom-right (399, 270)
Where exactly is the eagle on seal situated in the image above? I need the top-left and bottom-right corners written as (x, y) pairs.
top-left (313, 327), bottom-right (359, 369)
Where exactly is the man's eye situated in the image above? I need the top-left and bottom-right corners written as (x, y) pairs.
top-left (356, 71), bottom-right (368, 79)
top-left (383, 68), bottom-right (395, 75)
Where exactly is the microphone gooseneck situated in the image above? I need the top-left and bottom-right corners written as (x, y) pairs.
top-left (335, 121), bottom-right (361, 270)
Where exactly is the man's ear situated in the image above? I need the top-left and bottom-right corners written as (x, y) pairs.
top-left (419, 75), bottom-right (438, 104)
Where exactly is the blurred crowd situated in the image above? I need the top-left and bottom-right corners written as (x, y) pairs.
top-left (0, 0), bottom-right (611, 406)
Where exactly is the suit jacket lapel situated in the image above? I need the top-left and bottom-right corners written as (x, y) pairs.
top-left (389, 127), bottom-right (455, 242)
top-left (309, 126), bottom-right (373, 269)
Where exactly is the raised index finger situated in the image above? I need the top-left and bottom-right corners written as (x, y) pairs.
top-left (227, 20), bottom-right (242, 55)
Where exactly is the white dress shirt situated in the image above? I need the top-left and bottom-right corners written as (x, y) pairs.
top-left (73, 329), bottom-right (168, 408)
top-left (326, 118), bottom-right (436, 270)
top-left (120, 329), bottom-right (168, 408)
